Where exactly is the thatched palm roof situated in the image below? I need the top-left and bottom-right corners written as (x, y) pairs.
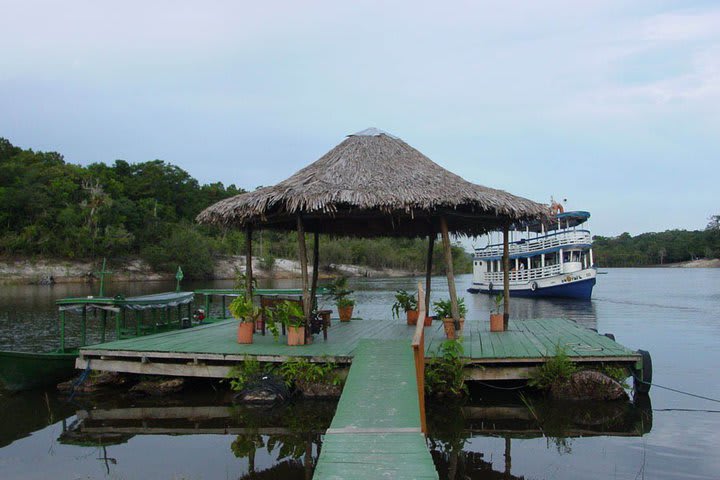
top-left (197, 128), bottom-right (548, 237)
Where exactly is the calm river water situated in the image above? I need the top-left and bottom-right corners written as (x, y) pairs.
top-left (1, 268), bottom-right (719, 479)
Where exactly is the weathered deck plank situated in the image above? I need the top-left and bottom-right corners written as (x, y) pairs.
top-left (78, 317), bottom-right (640, 374)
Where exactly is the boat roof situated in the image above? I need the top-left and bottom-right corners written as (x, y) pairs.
top-left (56, 291), bottom-right (194, 308)
top-left (519, 210), bottom-right (590, 232)
top-left (194, 288), bottom-right (331, 297)
top-left (119, 291), bottom-right (195, 307)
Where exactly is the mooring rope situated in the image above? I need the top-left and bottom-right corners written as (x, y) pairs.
top-left (633, 374), bottom-right (720, 404)
top-left (67, 359), bottom-right (92, 402)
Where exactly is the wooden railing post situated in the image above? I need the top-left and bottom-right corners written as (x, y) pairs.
top-left (412, 281), bottom-right (427, 434)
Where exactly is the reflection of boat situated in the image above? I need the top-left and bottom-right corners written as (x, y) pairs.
top-left (468, 209), bottom-right (597, 299)
top-left (0, 292), bottom-right (197, 391)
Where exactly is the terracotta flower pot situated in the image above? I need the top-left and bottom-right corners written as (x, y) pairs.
top-left (338, 305), bottom-right (354, 322)
top-left (442, 317), bottom-right (465, 339)
top-left (287, 326), bottom-right (306, 346)
top-left (406, 309), bottom-right (419, 325)
top-left (424, 315), bottom-right (433, 326)
top-left (490, 313), bottom-right (505, 332)
top-left (237, 321), bottom-right (254, 344)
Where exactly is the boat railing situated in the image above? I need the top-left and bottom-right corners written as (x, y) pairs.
top-left (475, 230), bottom-right (591, 258)
top-left (484, 264), bottom-right (562, 284)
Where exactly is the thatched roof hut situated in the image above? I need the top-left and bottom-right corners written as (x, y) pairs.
top-left (197, 128), bottom-right (543, 349)
top-left (197, 128), bottom-right (547, 237)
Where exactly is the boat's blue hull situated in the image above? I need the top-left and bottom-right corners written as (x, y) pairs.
top-left (467, 277), bottom-right (596, 300)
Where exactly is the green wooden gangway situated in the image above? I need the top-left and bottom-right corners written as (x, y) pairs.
top-left (313, 339), bottom-right (438, 479)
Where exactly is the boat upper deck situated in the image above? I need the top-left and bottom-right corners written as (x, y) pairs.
top-left (475, 229), bottom-right (592, 260)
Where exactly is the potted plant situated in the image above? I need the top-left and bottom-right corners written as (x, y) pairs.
top-left (273, 300), bottom-right (306, 346)
top-left (490, 294), bottom-right (505, 332)
top-left (228, 295), bottom-right (261, 344)
top-left (433, 297), bottom-right (467, 339)
top-left (392, 289), bottom-right (419, 325)
top-left (336, 296), bottom-right (355, 322)
top-left (328, 277), bottom-right (355, 322)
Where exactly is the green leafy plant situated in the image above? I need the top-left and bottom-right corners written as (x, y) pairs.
top-left (391, 289), bottom-right (418, 319)
top-left (279, 358), bottom-right (343, 388)
top-left (595, 363), bottom-right (630, 388)
top-left (228, 295), bottom-right (261, 323)
top-left (271, 300), bottom-right (305, 329)
top-left (433, 297), bottom-right (467, 319)
top-left (529, 345), bottom-right (578, 390)
top-left (327, 276), bottom-right (354, 307)
top-left (491, 294), bottom-right (504, 314)
top-left (226, 357), bottom-right (264, 392)
top-left (336, 296), bottom-right (355, 308)
top-left (425, 339), bottom-right (467, 397)
top-left (234, 271), bottom-right (258, 291)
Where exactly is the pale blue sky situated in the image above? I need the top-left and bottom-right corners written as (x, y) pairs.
top-left (1, 1), bottom-right (718, 237)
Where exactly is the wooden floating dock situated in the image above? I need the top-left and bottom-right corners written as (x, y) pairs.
top-left (77, 317), bottom-right (642, 381)
top-left (314, 339), bottom-right (437, 479)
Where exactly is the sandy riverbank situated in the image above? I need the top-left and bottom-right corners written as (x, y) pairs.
top-left (659, 258), bottom-right (720, 268)
top-left (0, 256), bottom-right (417, 285)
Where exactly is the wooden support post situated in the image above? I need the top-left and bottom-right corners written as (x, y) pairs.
top-left (59, 310), bottom-right (66, 352)
top-left (412, 282), bottom-right (428, 434)
top-left (425, 232), bottom-right (434, 316)
top-left (245, 226), bottom-right (253, 299)
top-left (503, 221), bottom-right (510, 330)
top-left (205, 295), bottom-right (211, 319)
top-left (504, 436), bottom-right (512, 475)
top-left (101, 309), bottom-right (107, 343)
top-left (440, 216), bottom-right (460, 329)
top-left (297, 215), bottom-right (311, 338)
top-left (80, 306), bottom-right (87, 347)
top-left (115, 309), bottom-right (121, 340)
top-left (135, 310), bottom-right (141, 336)
top-left (310, 231), bottom-right (320, 312)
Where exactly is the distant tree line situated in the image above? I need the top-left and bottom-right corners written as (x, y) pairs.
top-left (0, 138), bottom-right (470, 277)
top-left (593, 218), bottom-right (720, 267)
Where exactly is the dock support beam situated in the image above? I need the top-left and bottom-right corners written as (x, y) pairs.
top-left (425, 232), bottom-right (434, 316)
top-left (297, 215), bottom-right (311, 339)
top-left (310, 230), bottom-right (320, 312)
top-left (503, 221), bottom-right (510, 330)
top-left (245, 226), bottom-right (253, 300)
top-left (440, 216), bottom-right (460, 329)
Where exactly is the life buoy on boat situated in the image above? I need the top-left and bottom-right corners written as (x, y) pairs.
top-left (530, 281), bottom-right (538, 291)
top-left (551, 201), bottom-right (564, 215)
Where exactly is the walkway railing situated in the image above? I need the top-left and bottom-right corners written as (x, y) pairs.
top-left (412, 282), bottom-right (427, 434)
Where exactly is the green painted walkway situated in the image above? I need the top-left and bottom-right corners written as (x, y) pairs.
top-left (313, 339), bottom-right (438, 480)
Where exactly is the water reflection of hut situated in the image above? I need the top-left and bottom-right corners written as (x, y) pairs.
top-left (197, 128), bottom-right (547, 332)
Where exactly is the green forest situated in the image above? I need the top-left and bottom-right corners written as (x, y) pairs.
top-left (2, 137), bottom-right (717, 275)
top-left (0, 138), bottom-right (471, 278)
top-left (592, 222), bottom-right (720, 267)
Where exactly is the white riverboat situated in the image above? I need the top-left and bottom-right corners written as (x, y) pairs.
top-left (467, 208), bottom-right (596, 299)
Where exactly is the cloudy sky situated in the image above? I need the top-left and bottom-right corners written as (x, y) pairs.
top-left (1, 0), bottom-right (718, 237)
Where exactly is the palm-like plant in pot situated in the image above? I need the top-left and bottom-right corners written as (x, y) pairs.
top-left (328, 277), bottom-right (355, 322)
top-left (273, 300), bottom-right (306, 346)
top-left (392, 290), bottom-right (419, 325)
top-left (490, 294), bottom-right (505, 332)
top-left (433, 297), bottom-right (467, 339)
top-left (228, 295), bottom-right (261, 344)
